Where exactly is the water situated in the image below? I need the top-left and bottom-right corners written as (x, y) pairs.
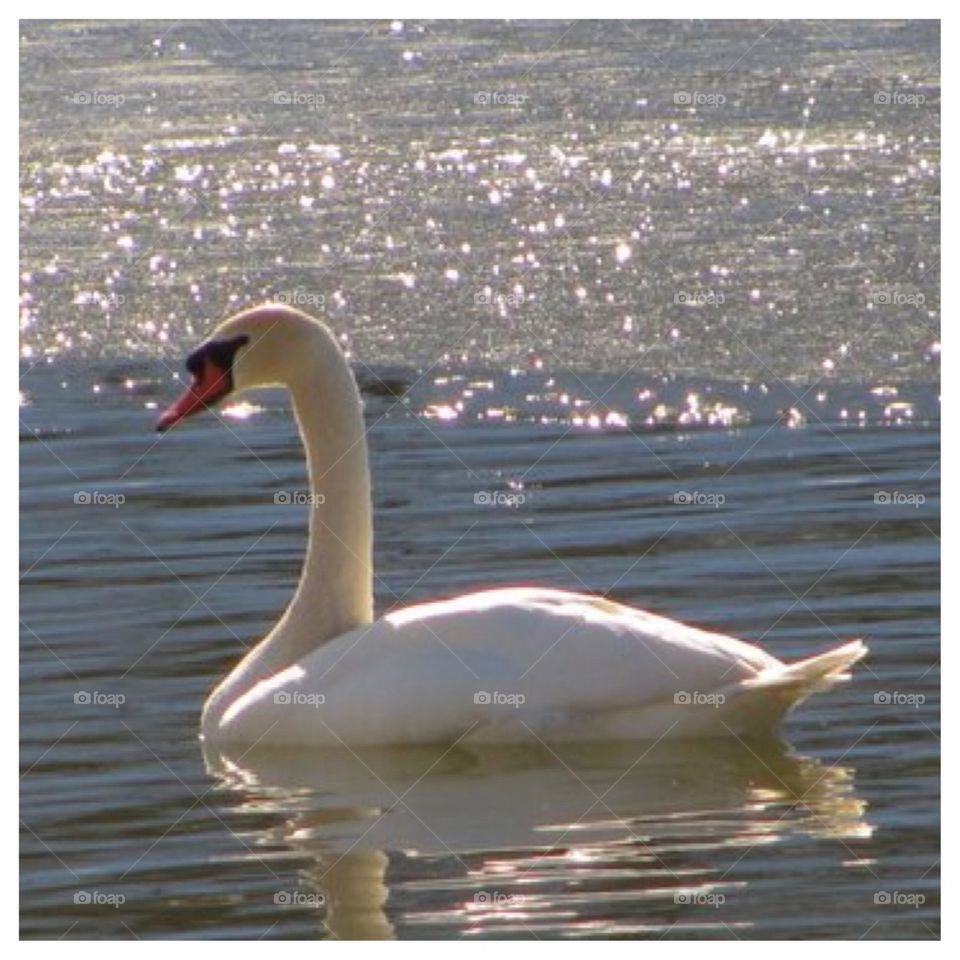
top-left (20, 20), bottom-right (939, 939)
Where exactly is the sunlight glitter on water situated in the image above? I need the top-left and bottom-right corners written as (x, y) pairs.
top-left (221, 401), bottom-right (265, 421)
top-left (20, 42), bottom-right (940, 384)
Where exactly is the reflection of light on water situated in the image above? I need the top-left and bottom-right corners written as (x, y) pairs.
top-left (423, 403), bottom-right (459, 421)
top-left (222, 401), bottom-right (264, 421)
top-left (569, 412), bottom-right (630, 429)
top-left (203, 732), bottom-right (872, 940)
top-left (883, 401), bottom-right (915, 423)
top-left (778, 406), bottom-right (806, 428)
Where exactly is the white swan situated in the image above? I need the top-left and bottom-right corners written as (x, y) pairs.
top-left (157, 304), bottom-right (867, 747)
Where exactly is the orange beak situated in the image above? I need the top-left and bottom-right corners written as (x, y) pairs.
top-left (156, 357), bottom-right (231, 432)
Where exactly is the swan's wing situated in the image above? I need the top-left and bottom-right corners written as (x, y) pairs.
top-left (217, 587), bottom-right (785, 745)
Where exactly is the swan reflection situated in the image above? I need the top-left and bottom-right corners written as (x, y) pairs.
top-left (204, 736), bottom-right (870, 939)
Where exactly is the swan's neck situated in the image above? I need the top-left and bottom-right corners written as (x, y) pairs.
top-left (279, 374), bottom-right (374, 642)
top-left (203, 337), bottom-right (373, 731)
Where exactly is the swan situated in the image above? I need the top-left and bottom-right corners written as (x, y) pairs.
top-left (157, 304), bottom-right (867, 747)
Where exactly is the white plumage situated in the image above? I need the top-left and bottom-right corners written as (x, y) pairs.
top-left (156, 305), bottom-right (866, 747)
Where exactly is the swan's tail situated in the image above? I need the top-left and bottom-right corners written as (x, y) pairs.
top-left (758, 638), bottom-right (867, 689)
top-left (718, 640), bottom-right (868, 736)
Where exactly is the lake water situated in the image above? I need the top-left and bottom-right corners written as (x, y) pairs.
top-left (20, 19), bottom-right (939, 939)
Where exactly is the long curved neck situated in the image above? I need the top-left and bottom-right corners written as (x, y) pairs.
top-left (202, 329), bottom-right (373, 731)
top-left (279, 366), bottom-right (374, 644)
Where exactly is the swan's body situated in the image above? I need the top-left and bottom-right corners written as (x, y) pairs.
top-left (205, 585), bottom-right (865, 746)
top-left (157, 305), bottom-right (866, 747)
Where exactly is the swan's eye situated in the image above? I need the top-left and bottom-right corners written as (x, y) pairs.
top-left (187, 334), bottom-right (249, 375)
top-left (207, 334), bottom-right (250, 371)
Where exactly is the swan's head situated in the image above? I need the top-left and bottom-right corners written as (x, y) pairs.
top-left (156, 304), bottom-right (335, 432)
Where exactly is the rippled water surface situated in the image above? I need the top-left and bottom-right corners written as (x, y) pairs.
top-left (21, 20), bottom-right (939, 939)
